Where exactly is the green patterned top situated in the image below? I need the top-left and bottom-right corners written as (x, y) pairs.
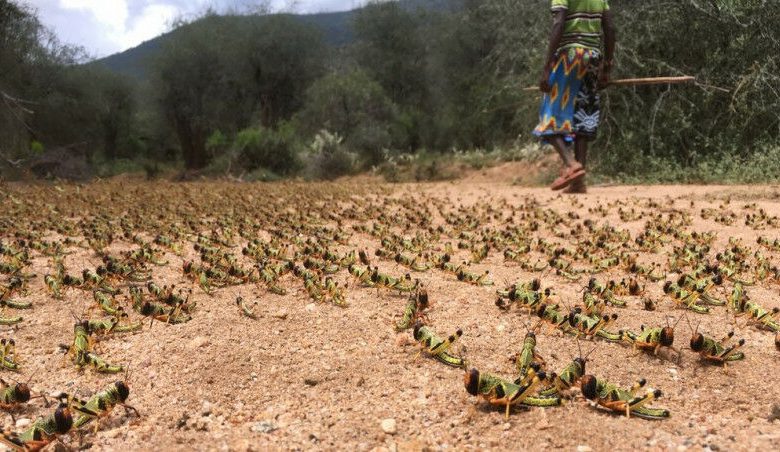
top-left (550, 0), bottom-right (610, 51)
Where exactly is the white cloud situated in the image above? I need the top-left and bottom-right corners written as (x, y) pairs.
top-left (117, 3), bottom-right (179, 49)
top-left (56, 1), bottom-right (180, 54)
top-left (59, 0), bottom-right (129, 31)
top-left (34, 0), bottom-right (358, 57)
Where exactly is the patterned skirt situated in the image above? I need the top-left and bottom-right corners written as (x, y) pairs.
top-left (533, 47), bottom-right (601, 141)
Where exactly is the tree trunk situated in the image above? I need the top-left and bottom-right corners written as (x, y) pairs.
top-left (103, 124), bottom-right (118, 160)
top-left (173, 115), bottom-right (207, 169)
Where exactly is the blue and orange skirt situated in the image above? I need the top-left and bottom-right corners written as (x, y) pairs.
top-left (533, 47), bottom-right (601, 141)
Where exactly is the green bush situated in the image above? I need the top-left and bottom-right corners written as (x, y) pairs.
top-left (304, 130), bottom-right (357, 180)
top-left (205, 130), bottom-right (229, 156)
top-left (95, 158), bottom-right (146, 178)
top-left (234, 122), bottom-right (301, 175)
top-left (29, 141), bottom-right (44, 155)
top-left (296, 70), bottom-right (399, 165)
top-left (347, 123), bottom-right (394, 166)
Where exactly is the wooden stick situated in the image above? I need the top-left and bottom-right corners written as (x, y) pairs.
top-left (609, 76), bottom-right (695, 86)
top-left (522, 76), bottom-right (696, 92)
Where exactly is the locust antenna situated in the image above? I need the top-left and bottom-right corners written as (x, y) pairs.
top-left (684, 313), bottom-right (693, 333)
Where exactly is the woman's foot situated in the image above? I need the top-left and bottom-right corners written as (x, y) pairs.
top-left (550, 163), bottom-right (585, 191)
top-left (563, 177), bottom-right (587, 194)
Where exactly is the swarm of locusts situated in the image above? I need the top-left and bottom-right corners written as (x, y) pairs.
top-left (0, 180), bottom-right (779, 448)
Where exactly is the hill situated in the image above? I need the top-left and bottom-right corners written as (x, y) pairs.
top-left (93, 0), bottom-right (461, 81)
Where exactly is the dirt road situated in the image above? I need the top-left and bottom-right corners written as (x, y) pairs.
top-left (2, 181), bottom-right (780, 451)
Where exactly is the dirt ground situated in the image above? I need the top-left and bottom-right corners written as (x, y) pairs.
top-left (2, 179), bottom-right (780, 452)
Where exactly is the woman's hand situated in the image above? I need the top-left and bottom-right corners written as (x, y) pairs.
top-left (539, 64), bottom-right (553, 92)
top-left (598, 60), bottom-right (613, 90)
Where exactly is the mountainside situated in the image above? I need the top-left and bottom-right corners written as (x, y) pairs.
top-left (93, 0), bottom-right (461, 81)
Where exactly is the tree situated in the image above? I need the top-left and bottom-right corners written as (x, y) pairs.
top-left (296, 69), bottom-right (399, 163)
top-left (0, 1), bottom-right (47, 157)
top-left (153, 13), bottom-right (325, 169)
top-left (239, 15), bottom-right (326, 127)
top-left (425, 0), bottom-right (517, 149)
top-left (94, 69), bottom-right (136, 160)
top-left (352, 1), bottom-right (430, 150)
top-left (353, 1), bottom-right (428, 106)
top-left (153, 14), bottom-right (238, 169)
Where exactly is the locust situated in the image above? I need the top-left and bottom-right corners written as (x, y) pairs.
top-left (94, 290), bottom-right (121, 316)
top-left (1, 339), bottom-right (20, 371)
top-left (71, 381), bottom-right (139, 433)
top-left (456, 269), bottom-right (493, 286)
top-left (236, 296), bottom-right (258, 319)
top-left (88, 308), bottom-right (143, 335)
top-left (677, 273), bottom-right (725, 306)
top-left (138, 300), bottom-right (191, 324)
top-left (534, 303), bottom-right (570, 332)
top-left (395, 253), bottom-right (430, 272)
top-left (395, 288), bottom-right (430, 332)
top-left (581, 375), bottom-right (670, 420)
top-left (513, 331), bottom-right (545, 383)
top-left (44, 274), bottom-right (63, 299)
top-left (663, 281), bottom-right (709, 314)
top-left (587, 277), bottom-right (626, 307)
top-left (0, 404), bottom-right (73, 451)
top-left (540, 353), bottom-right (592, 398)
top-left (622, 317), bottom-right (682, 362)
top-left (0, 299), bottom-right (31, 310)
top-left (566, 308), bottom-right (619, 340)
top-left (412, 322), bottom-right (466, 368)
top-left (0, 376), bottom-right (48, 412)
top-left (0, 312), bottom-right (22, 326)
top-left (348, 264), bottom-right (374, 287)
top-left (73, 350), bottom-right (123, 374)
top-left (464, 365), bottom-right (560, 419)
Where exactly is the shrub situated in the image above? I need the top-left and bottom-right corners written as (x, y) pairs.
top-left (30, 141), bottom-right (44, 155)
top-left (234, 122), bottom-right (301, 175)
top-left (304, 130), bottom-right (357, 180)
top-left (296, 70), bottom-right (400, 164)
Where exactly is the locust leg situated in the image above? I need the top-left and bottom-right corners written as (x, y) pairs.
top-left (22, 439), bottom-right (52, 452)
top-left (428, 331), bottom-right (461, 355)
top-left (719, 339), bottom-right (745, 361)
top-left (627, 389), bottom-right (662, 417)
top-left (627, 379), bottom-right (647, 397)
top-left (601, 400), bottom-right (630, 417)
top-left (121, 403), bottom-right (140, 418)
top-left (522, 396), bottom-right (562, 407)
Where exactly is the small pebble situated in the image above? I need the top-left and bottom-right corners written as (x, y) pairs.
top-left (395, 333), bottom-right (414, 347)
top-left (191, 336), bottom-right (209, 348)
top-left (274, 310), bottom-right (288, 320)
top-left (15, 418), bottom-right (31, 428)
top-left (381, 418), bottom-right (397, 435)
top-left (251, 421), bottom-right (278, 433)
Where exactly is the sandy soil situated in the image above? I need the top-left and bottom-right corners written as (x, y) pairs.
top-left (1, 180), bottom-right (780, 452)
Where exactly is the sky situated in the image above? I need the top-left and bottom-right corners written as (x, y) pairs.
top-left (28, 0), bottom-right (364, 58)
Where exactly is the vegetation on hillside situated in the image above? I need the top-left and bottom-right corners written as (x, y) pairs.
top-left (0, 0), bottom-right (778, 182)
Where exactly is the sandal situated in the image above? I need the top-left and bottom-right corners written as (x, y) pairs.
top-left (550, 164), bottom-right (586, 191)
top-left (563, 177), bottom-right (587, 194)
